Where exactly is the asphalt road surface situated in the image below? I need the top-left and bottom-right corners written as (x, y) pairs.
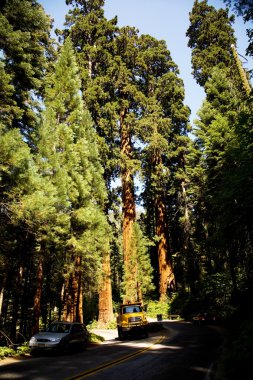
top-left (0, 321), bottom-right (225, 380)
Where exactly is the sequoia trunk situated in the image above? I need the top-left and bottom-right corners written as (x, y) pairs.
top-left (153, 151), bottom-right (175, 301)
top-left (62, 255), bottom-right (83, 322)
top-left (32, 248), bottom-right (44, 335)
top-left (120, 108), bottom-right (136, 303)
top-left (98, 251), bottom-right (113, 327)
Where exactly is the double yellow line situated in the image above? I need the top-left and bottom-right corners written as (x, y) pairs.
top-left (66, 336), bottom-right (165, 380)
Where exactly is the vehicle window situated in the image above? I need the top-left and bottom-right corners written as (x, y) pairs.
top-left (48, 323), bottom-right (70, 333)
top-left (72, 324), bottom-right (82, 333)
top-left (123, 306), bottom-right (141, 313)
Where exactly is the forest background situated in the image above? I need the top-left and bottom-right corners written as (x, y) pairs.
top-left (0, 1), bottom-right (252, 377)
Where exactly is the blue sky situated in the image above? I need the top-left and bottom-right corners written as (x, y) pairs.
top-left (41, 0), bottom-right (252, 124)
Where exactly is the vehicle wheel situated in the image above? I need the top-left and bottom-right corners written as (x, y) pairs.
top-left (144, 328), bottom-right (149, 338)
top-left (81, 339), bottom-right (88, 350)
top-left (62, 342), bottom-right (70, 354)
top-left (118, 327), bottom-right (125, 341)
top-left (30, 350), bottom-right (39, 356)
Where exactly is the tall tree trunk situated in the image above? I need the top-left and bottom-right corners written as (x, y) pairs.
top-left (75, 255), bottom-right (83, 322)
top-left (156, 195), bottom-right (174, 301)
top-left (98, 251), bottom-right (113, 327)
top-left (136, 281), bottom-right (143, 302)
top-left (120, 109), bottom-right (136, 303)
top-left (62, 254), bottom-right (83, 322)
top-left (0, 287), bottom-right (4, 321)
top-left (78, 282), bottom-right (83, 323)
top-left (181, 180), bottom-right (199, 294)
top-left (154, 151), bottom-right (174, 301)
top-left (32, 245), bottom-right (44, 335)
top-left (10, 264), bottom-right (24, 341)
top-left (62, 273), bottom-right (73, 322)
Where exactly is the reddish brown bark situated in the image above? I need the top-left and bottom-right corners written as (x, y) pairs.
top-left (62, 255), bottom-right (83, 322)
top-left (98, 251), bottom-right (113, 327)
top-left (120, 108), bottom-right (136, 303)
top-left (156, 196), bottom-right (175, 301)
top-left (32, 252), bottom-right (44, 335)
top-left (153, 151), bottom-right (175, 301)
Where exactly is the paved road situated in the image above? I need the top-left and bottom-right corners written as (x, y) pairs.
top-left (0, 321), bottom-right (224, 380)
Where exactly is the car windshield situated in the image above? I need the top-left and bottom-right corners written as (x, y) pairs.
top-left (46, 323), bottom-right (70, 333)
top-left (123, 306), bottom-right (141, 313)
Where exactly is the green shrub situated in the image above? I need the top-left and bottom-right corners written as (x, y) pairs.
top-left (0, 346), bottom-right (16, 360)
top-left (217, 319), bottom-right (253, 379)
top-left (16, 342), bottom-right (31, 356)
top-left (88, 332), bottom-right (104, 343)
top-left (87, 320), bottom-right (98, 329)
top-left (105, 320), bottom-right (117, 329)
top-left (87, 318), bottom-right (117, 330)
top-left (147, 300), bottom-right (170, 318)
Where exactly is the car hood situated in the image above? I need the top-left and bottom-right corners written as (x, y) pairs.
top-left (31, 332), bottom-right (68, 340)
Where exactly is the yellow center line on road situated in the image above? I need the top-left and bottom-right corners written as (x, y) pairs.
top-left (66, 335), bottom-right (165, 380)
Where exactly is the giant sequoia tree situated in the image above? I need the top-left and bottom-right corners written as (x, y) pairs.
top-left (136, 35), bottom-right (190, 299)
top-left (62, 1), bottom-right (150, 304)
top-left (61, 0), bottom-right (192, 303)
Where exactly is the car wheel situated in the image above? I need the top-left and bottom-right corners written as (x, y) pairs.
top-left (62, 342), bottom-right (70, 354)
top-left (81, 339), bottom-right (88, 350)
top-left (30, 349), bottom-right (39, 356)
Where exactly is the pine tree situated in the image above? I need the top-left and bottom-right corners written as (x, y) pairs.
top-left (38, 37), bottom-right (110, 323)
top-left (186, 0), bottom-right (252, 303)
top-left (186, 0), bottom-right (236, 88)
top-left (222, 0), bottom-right (253, 56)
top-left (122, 222), bottom-right (154, 302)
top-left (61, 0), bottom-right (118, 322)
top-left (0, 0), bottom-right (54, 145)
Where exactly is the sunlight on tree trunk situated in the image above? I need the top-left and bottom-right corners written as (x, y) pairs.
top-left (156, 195), bottom-right (175, 301)
top-left (120, 110), bottom-right (137, 303)
top-left (62, 255), bottom-right (83, 322)
top-left (98, 251), bottom-right (113, 327)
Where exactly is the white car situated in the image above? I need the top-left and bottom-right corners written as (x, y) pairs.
top-left (29, 321), bottom-right (89, 354)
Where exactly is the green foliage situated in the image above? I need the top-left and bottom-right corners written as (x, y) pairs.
top-left (186, 5), bottom-right (253, 315)
top-left (186, 0), bottom-right (236, 87)
top-left (122, 222), bottom-right (154, 301)
top-left (16, 342), bottom-right (31, 356)
top-left (0, 0), bottom-right (252, 356)
top-left (87, 332), bottom-right (105, 343)
top-left (0, 346), bottom-right (16, 360)
top-left (88, 318), bottom-right (117, 330)
top-left (104, 319), bottom-right (117, 330)
top-left (0, 0), bottom-right (54, 140)
top-left (38, 37), bottom-right (110, 298)
top-left (147, 300), bottom-right (170, 319)
top-left (170, 273), bottom-right (237, 320)
top-left (200, 273), bottom-right (236, 319)
top-left (216, 319), bottom-right (253, 379)
top-left (222, 0), bottom-right (253, 57)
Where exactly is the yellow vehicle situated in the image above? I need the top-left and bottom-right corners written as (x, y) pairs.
top-left (116, 302), bottom-right (149, 340)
